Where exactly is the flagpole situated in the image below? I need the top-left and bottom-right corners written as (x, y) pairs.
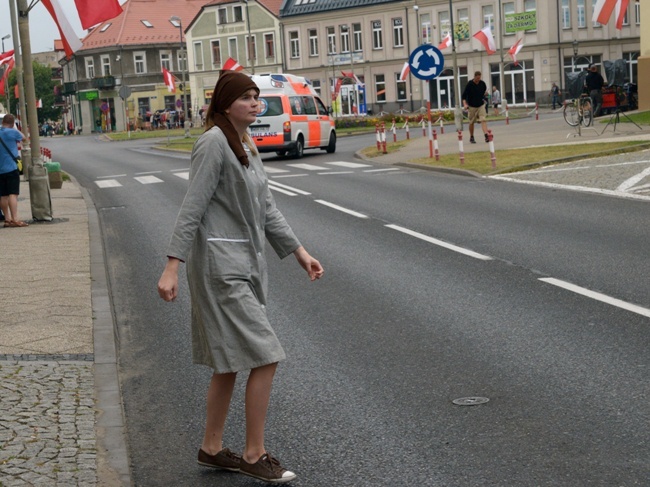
top-left (9, 1), bottom-right (27, 145)
top-left (498, 0), bottom-right (506, 110)
top-left (449, 0), bottom-right (463, 132)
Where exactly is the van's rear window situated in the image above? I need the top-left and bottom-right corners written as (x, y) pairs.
top-left (257, 97), bottom-right (284, 117)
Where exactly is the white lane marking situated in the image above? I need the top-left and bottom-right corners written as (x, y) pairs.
top-left (287, 163), bottom-right (328, 171)
top-left (264, 167), bottom-right (290, 173)
top-left (327, 161), bottom-right (371, 168)
top-left (269, 186), bottom-right (297, 196)
top-left (385, 224), bottom-right (493, 261)
top-left (314, 199), bottom-right (368, 219)
top-left (271, 174), bottom-right (308, 179)
top-left (135, 170), bottom-right (162, 175)
top-left (518, 160), bottom-right (650, 174)
top-left (318, 171), bottom-right (354, 175)
top-left (489, 177), bottom-right (650, 202)
top-left (616, 166), bottom-right (650, 192)
top-left (97, 174), bottom-right (126, 179)
top-left (134, 175), bottom-right (164, 184)
top-left (95, 179), bottom-right (122, 188)
top-left (173, 172), bottom-right (190, 180)
top-left (539, 278), bottom-right (650, 318)
top-left (170, 168), bottom-right (189, 172)
top-left (364, 168), bottom-right (402, 173)
top-left (267, 180), bottom-right (311, 195)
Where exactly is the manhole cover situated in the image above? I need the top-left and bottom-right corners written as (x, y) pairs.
top-left (452, 396), bottom-right (489, 406)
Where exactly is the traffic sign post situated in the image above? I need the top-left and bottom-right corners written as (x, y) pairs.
top-left (408, 46), bottom-right (445, 159)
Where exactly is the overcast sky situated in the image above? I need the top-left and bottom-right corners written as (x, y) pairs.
top-left (0, 0), bottom-right (125, 55)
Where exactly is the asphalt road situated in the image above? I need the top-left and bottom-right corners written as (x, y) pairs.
top-left (46, 133), bottom-right (649, 486)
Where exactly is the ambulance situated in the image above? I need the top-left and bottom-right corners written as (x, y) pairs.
top-left (249, 73), bottom-right (336, 158)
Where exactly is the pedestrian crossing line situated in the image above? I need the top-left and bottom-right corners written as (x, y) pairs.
top-left (539, 278), bottom-right (650, 319)
top-left (287, 163), bottom-right (328, 171)
top-left (135, 170), bottom-right (162, 175)
top-left (616, 166), bottom-right (650, 192)
top-left (264, 167), bottom-right (291, 173)
top-left (173, 172), bottom-right (190, 180)
top-left (269, 186), bottom-right (297, 196)
top-left (317, 171), bottom-right (354, 175)
top-left (271, 174), bottom-right (308, 179)
top-left (267, 180), bottom-right (311, 195)
top-left (314, 200), bottom-right (368, 219)
top-left (385, 224), bottom-right (494, 261)
top-left (327, 161), bottom-right (371, 168)
top-left (95, 179), bottom-right (123, 188)
top-left (364, 168), bottom-right (402, 173)
top-left (134, 175), bottom-right (164, 184)
top-left (97, 174), bottom-right (126, 179)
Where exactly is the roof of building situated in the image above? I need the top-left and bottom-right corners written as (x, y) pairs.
top-left (187, 0), bottom-right (282, 31)
top-left (79, 0), bottom-right (206, 51)
top-left (279, 0), bottom-right (399, 17)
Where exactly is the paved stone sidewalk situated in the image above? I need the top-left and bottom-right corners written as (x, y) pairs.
top-left (0, 359), bottom-right (96, 486)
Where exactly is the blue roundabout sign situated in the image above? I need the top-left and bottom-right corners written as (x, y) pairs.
top-left (408, 45), bottom-right (445, 81)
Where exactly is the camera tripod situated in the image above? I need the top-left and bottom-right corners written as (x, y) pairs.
top-left (601, 88), bottom-right (642, 134)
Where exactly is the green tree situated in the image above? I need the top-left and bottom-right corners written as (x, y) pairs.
top-left (2, 61), bottom-right (62, 123)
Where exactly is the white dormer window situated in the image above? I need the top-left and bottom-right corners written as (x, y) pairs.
top-left (141, 20), bottom-right (153, 28)
top-left (100, 23), bottom-right (111, 32)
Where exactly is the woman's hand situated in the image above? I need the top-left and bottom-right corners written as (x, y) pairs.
top-left (158, 257), bottom-right (181, 302)
top-left (293, 246), bottom-right (324, 281)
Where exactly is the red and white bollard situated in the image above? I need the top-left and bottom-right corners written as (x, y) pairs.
top-left (505, 102), bottom-right (510, 125)
top-left (404, 120), bottom-right (410, 139)
top-left (391, 118), bottom-right (397, 142)
top-left (375, 124), bottom-right (381, 151)
top-left (439, 116), bottom-right (444, 134)
top-left (457, 131), bottom-right (465, 165)
top-left (433, 129), bottom-right (440, 161)
top-left (380, 123), bottom-right (387, 154)
top-left (535, 102), bottom-right (539, 120)
top-left (488, 130), bottom-right (496, 169)
top-left (421, 118), bottom-right (426, 137)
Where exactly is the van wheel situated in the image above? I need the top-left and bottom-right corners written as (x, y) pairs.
top-left (276, 150), bottom-right (286, 157)
top-left (325, 132), bottom-right (336, 153)
top-left (292, 136), bottom-right (304, 159)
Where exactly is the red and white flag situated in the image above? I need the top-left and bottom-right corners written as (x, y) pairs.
top-left (36, 99), bottom-right (43, 108)
top-left (74, 0), bottom-right (123, 30)
top-left (438, 33), bottom-right (452, 51)
top-left (222, 57), bottom-right (244, 71)
top-left (341, 70), bottom-right (363, 85)
top-left (473, 26), bottom-right (496, 55)
top-left (399, 62), bottom-right (410, 82)
top-left (41, 0), bottom-right (83, 58)
top-left (592, 0), bottom-right (619, 24)
top-left (162, 68), bottom-right (176, 93)
top-left (508, 38), bottom-right (524, 66)
top-left (0, 51), bottom-right (15, 96)
top-left (614, 0), bottom-right (629, 29)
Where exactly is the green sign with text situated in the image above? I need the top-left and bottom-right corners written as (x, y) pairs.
top-left (79, 90), bottom-right (99, 101)
top-left (505, 11), bottom-right (537, 33)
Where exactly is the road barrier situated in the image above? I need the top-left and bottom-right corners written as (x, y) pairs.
top-left (375, 124), bottom-right (381, 151)
top-left (433, 129), bottom-right (440, 161)
top-left (457, 131), bottom-right (465, 165)
top-left (380, 123), bottom-right (387, 154)
top-left (404, 120), bottom-right (410, 139)
top-left (488, 130), bottom-right (496, 169)
top-left (505, 102), bottom-right (510, 125)
top-left (391, 118), bottom-right (397, 142)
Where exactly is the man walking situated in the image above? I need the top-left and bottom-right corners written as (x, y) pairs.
top-left (462, 71), bottom-right (489, 143)
top-left (585, 64), bottom-right (604, 117)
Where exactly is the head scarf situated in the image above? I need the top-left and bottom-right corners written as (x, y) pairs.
top-left (205, 71), bottom-right (259, 168)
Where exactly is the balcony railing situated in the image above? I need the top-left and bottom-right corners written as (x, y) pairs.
top-left (92, 76), bottom-right (116, 89)
top-left (62, 82), bottom-right (77, 95)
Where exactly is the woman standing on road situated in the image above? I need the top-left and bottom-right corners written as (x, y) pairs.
top-left (157, 70), bottom-right (323, 484)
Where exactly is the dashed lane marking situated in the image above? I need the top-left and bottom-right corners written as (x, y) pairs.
top-left (95, 179), bottom-right (122, 188)
top-left (267, 180), bottom-right (311, 195)
top-left (134, 175), bottom-right (164, 184)
top-left (317, 171), bottom-right (354, 175)
top-left (327, 161), bottom-right (372, 168)
top-left (264, 167), bottom-right (291, 173)
top-left (364, 168), bottom-right (402, 173)
top-left (314, 200), bottom-right (369, 219)
top-left (287, 163), bottom-right (329, 171)
top-left (173, 172), bottom-right (190, 180)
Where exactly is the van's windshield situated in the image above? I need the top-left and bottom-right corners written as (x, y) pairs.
top-left (257, 97), bottom-right (284, 117)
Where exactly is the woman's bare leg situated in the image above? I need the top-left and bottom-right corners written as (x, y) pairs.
top-left (242, 362), bottom-right (277, 463)
top-left (201, 372), bottom-right (237, 454)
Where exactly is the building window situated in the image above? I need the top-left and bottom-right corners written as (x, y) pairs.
top-left (353, 23), bottom-right (362, 52)
top-left (211, 40), bottom-right (221, 67)
top-left (393, 18), bottom-right (404, 47)
top-left (164, 95), bottom-right (175, 111)
top-left (457, 8), bottom-right (469, 40)
top-left (312, 79), bottom-right (321, 97)
top-left (178, 49), bottom-right (187, 72)
top-left (420, 14), bottom-right (432, 44)
top-left (309, 29), bottom-right (318, 56)
top-left (160, 51), bottom-right (172, 71)
top-left (264, 33), bottom-right (274, 58)
top-left (375, 73), bottom-right (386, 102)
top-left (228, 38), bottom-right (238, 59)
top-left (635, 1), bottom-right (640, 24)
top-left (246, 35), bottom-right (257, 61)
top-left (592, 0), bottom-right (602, 27)
top-left (85, 57), bottom-right (95, 78)
top-left (138, 97), bottom-right (150, 118)
top-left (482, 5), bottom-right (494, 31)
top-left (624, 51), bottom-right (638, 83)
top-left (577, 0), bottom-right (586, 27)
top-left (395, 73), bottom-right (406, 101)
top-left (327, 26), bottom-right (336, 54)
top-left (622, 3), bottom-right (629, 25)
top-left (233, 5), bottom-right (243, 22)
top-left (289, 31), bottom-right (300, 59)
top-left (372, 20), bottom-right (383, 50)
top-left (100, 55), bottom-right (111, 76)
top-left (193, 42), bottom-right (203, 70)
top-left (502, 3), bottom-right (514, 34)
top-left (524, 0), bottom-right (536, 11)
top-left (134, 52), bottom-right (146, 74)
top-left (439, 11), bottom-right (450, 40)
top-left (561, 0), bottom-right (571, 28)
top-left (218, 7), bottom-right (227, 24)
top-left (341, 25), bottom-right (350, 53)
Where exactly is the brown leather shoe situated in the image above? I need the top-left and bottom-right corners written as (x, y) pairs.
top-left (197, 448), bottom-right (241, 472)
top-left (240, 452), bottom-right (296, 483)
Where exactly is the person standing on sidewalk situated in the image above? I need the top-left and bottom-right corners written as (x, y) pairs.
top-left (462, 71), bottom-right (489, 143)
top-left (157, 71), bottom-right (323, 484)
top-left (549, 82), bottom-right (561, 109)
top-left (0, 114), bottom-right (28, 228)
top-left (491, 86), bottom-right (501, 116)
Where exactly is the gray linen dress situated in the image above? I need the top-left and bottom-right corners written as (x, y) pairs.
top-left (166, 127), bottom-right (301, 373)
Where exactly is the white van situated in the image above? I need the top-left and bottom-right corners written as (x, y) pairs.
top-left (249, 73), bottom-right (336, 158)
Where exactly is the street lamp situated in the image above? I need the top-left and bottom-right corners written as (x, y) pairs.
top-left (1, 34), bottom-right (10, 53)
top-left (572, 39), bottom-right (579, 70)
top-left (170, 15), bottom-right (190, 137)
top-left (448, 0), bottom-right (463, 131)
top-left (243, 0), bottom-right (255, 73)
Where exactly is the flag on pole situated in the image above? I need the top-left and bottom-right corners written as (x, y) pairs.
top-left (508, 38), bottom-right (524, 66)
top-left (41, 0), bottom-right (83, 58)
top-left (592, 0), bottom-right (619, 25)
top-left (438, 33), bottom-right (452, 51)
top-left (0, 51), bottom-right (15, 96)
top-left (341, 71), bottom-right (363, 85)
top-left (162, 68), bottom-right (176, 93)
top-left (36, 99), bottom-right (43, 108)
top-left (399, 62), bottom-right (410, 82)
top-left (222, 57), bottom-right (244, 71)
top-left (614, 0), bottom-right (630, 29)
top-left (473, 26), bottom-right (496, 55)
top-left (74, 0), bottom-right (123, 30)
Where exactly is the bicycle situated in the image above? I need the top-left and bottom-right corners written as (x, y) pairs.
top-left (563, 94), bottom-right (593, 127)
